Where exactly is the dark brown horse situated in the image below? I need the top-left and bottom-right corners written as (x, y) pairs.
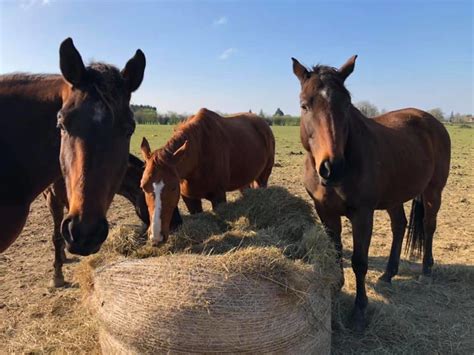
top-left (292, 56), bottom-right (451, 330)
top-left (140, 108), bottom-right (275, 245)
top-left (0, 38), bottom-right (146, 256)
top-left (44, 153), bottom-right (183, 287)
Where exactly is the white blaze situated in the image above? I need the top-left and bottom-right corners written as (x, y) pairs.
top-left (151, 180), bottom-right (165, 243)
top-left (320, 88), bottom-right (329, 100)
top-left (93, 102), bottom-right (105, 122)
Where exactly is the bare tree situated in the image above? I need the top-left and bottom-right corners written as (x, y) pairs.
top-left (428, 108), bottom-right (445, 122)
top-left (355, 101), bottom-right (380, 117)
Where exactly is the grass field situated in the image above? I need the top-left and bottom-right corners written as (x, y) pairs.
top-left (0, 124), bottom-right (473, 353)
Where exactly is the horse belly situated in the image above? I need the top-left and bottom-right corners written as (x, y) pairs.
top-left (375, 157), bottom-right (434, 209)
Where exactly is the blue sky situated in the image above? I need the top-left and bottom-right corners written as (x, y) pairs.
top-left (1, 0), bottom-right (472, 116)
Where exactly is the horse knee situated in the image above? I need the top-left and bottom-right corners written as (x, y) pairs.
top-left (351, 254), bottom-right (368, 275)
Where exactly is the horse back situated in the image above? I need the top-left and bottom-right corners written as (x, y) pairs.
top-left (186, 109), bottom-right (274, 194)
top-left (369, 108), bottom-right (451, 206)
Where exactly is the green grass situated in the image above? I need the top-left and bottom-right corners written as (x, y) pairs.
top-left (131, 124), bottom-right (473, 162)
top-left (130, 125), bottom-right (302, 158)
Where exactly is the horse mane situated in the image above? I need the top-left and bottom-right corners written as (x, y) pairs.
top-left (153, 108), bottom-right (222, 165)
top-left (0, 73), bottom-right (62, 84)
top-left (0, 73), bottom-right (65, 102)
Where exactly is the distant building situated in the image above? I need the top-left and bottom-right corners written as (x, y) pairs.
top-left (274, 108), bottom-right (284, 116)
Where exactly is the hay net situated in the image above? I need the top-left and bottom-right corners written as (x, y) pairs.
top-left (79, 187), bottom-right (339, 354)
top-left (92, 249), bottom-right (332, 354)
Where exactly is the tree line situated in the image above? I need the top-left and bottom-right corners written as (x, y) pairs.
top-left (131, 104), bottom-right (472, 126)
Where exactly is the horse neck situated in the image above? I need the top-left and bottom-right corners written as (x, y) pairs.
top-left (0, 74), bottom-right (66, 202)
top-left (173, 126), bottom-right (201, 179)
top-left (345, 105), bottom-right (376, 163)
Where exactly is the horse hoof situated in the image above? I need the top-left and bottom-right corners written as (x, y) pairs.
top-left (351, 308), bottom-right (367, 333)
top-left (378, 273), bottom-right (392, 284)
top-left (418, 274), bottom-right (433, 285)
top-left (50, 277), bottom-right (65, 288)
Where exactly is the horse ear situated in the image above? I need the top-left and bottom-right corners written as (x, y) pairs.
top-left (339, 55), bottom-right (357, 81)
top-left (141, 137), bottom-right (151, 160)
top-left (292, 57), bottom-right (309, 83)
top-left (122, 49), bottom-right (146, 93)
top-left (59, 38), bottom-right (86, 86)
top-left (171, 141), bottom-right (188, 165)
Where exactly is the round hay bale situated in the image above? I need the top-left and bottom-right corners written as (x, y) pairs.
top-left (89, 248), bottom-right (331, 354)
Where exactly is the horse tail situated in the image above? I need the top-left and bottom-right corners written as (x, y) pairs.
top-left (405, 196), bottom-right (425, 258)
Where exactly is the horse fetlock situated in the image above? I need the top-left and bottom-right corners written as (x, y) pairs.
top-left (351, 306), bottom-right (367, 332)
top-left (378, 272), bottom-right (393, 283)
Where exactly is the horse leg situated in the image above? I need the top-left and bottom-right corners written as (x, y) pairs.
top-left (182, 196), bottom-right (203, 214)
top-left (314, 203), bottom-right (344, 289)
top-left (421, 186), bottom-right (442, 277)
top-left (349, 209), bottom-right (374, 332)
top-left (254, 158), bottom-right (274, 188)
top-left (169, 207), bottom-right (183, 231)
top-left (45, 187), bottom-right (66, 287)
top-left (210, 191), bottom-right (227, 210)
top-left (379, 204), bottom-right (407, 283)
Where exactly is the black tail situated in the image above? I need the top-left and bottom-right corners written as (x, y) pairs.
top-left (405, 196), bottom-right (425, 258)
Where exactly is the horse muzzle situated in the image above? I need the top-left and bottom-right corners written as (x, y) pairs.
top-left (61, 216), bottom-right (109, 256)
top-left (318, 157), bottom-right (345, 185)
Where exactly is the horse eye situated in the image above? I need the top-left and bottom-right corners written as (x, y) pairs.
top-left (56, 112), bottom-right (65, 130)
top-left (301, 103), bottom-right (309, 112)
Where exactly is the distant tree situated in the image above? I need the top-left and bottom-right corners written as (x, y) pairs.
top-left (258, 109), bottom-right (265, 118)
top-left (428, 108), bottom-right (445, 122)
top-left (355, 101), bottom-right (379, 117)
top-left (449, 111), bottom-right (455, 122)
top-left (274, 108), bottom-right (284, 116)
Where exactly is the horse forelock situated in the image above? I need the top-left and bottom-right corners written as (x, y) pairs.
top-left (85, 63), bottom-right (126, 121)
top-left (304, 65), bottom-right (351, 101)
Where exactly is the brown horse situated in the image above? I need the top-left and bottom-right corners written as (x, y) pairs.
top-left (44, 153), bottom-right (183, 287)
top-left (292, 56), bottom-right (451, 331)
top-left (0, 38), bottom-right (146, 256)
top-left (140, 108), bottom-right (275, 245)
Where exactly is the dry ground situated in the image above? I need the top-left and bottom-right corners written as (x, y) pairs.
top-left (0, 124), bottom-right (473, 354)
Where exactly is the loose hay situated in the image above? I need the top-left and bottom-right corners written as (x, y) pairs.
top-left (78, 187), bottom-right (340, 354)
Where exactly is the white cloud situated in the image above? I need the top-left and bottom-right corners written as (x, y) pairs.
top-left (19, 0), bottom-right (52, 9)
top-left (213, 16), bottom-right (228, 26)
top-left (218, 48), bottom-right (237, 60)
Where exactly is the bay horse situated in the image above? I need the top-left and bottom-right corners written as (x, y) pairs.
top-left (292, 56), bottom-right (451, 331)
top-left (140, 108), bottom-right (275, 245)
top-left (43, 153), bottom-right (183, 287)
top-left (0, 38), bottom-right (146, 256)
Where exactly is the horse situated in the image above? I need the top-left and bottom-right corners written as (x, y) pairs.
top-left (292, 55), bottom-right (451, 331)
top-left (139, 108), bottom-right (275, 245)
top-left (43, 153), bottom-right (183, 287)
top-left (0, 38), bottom-right (146, 257)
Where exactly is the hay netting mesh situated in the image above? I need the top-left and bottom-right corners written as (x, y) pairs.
top-left (79, 187), bottom-right (340, 354)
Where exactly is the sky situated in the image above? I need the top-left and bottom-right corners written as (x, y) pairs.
top-left (0, 0), bottom-right (472, 116)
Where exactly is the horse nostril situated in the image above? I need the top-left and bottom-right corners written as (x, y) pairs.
top-left (61, 217), bottom-right (74, 243)
top-left (319, 160), bottom-right (332, 180)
